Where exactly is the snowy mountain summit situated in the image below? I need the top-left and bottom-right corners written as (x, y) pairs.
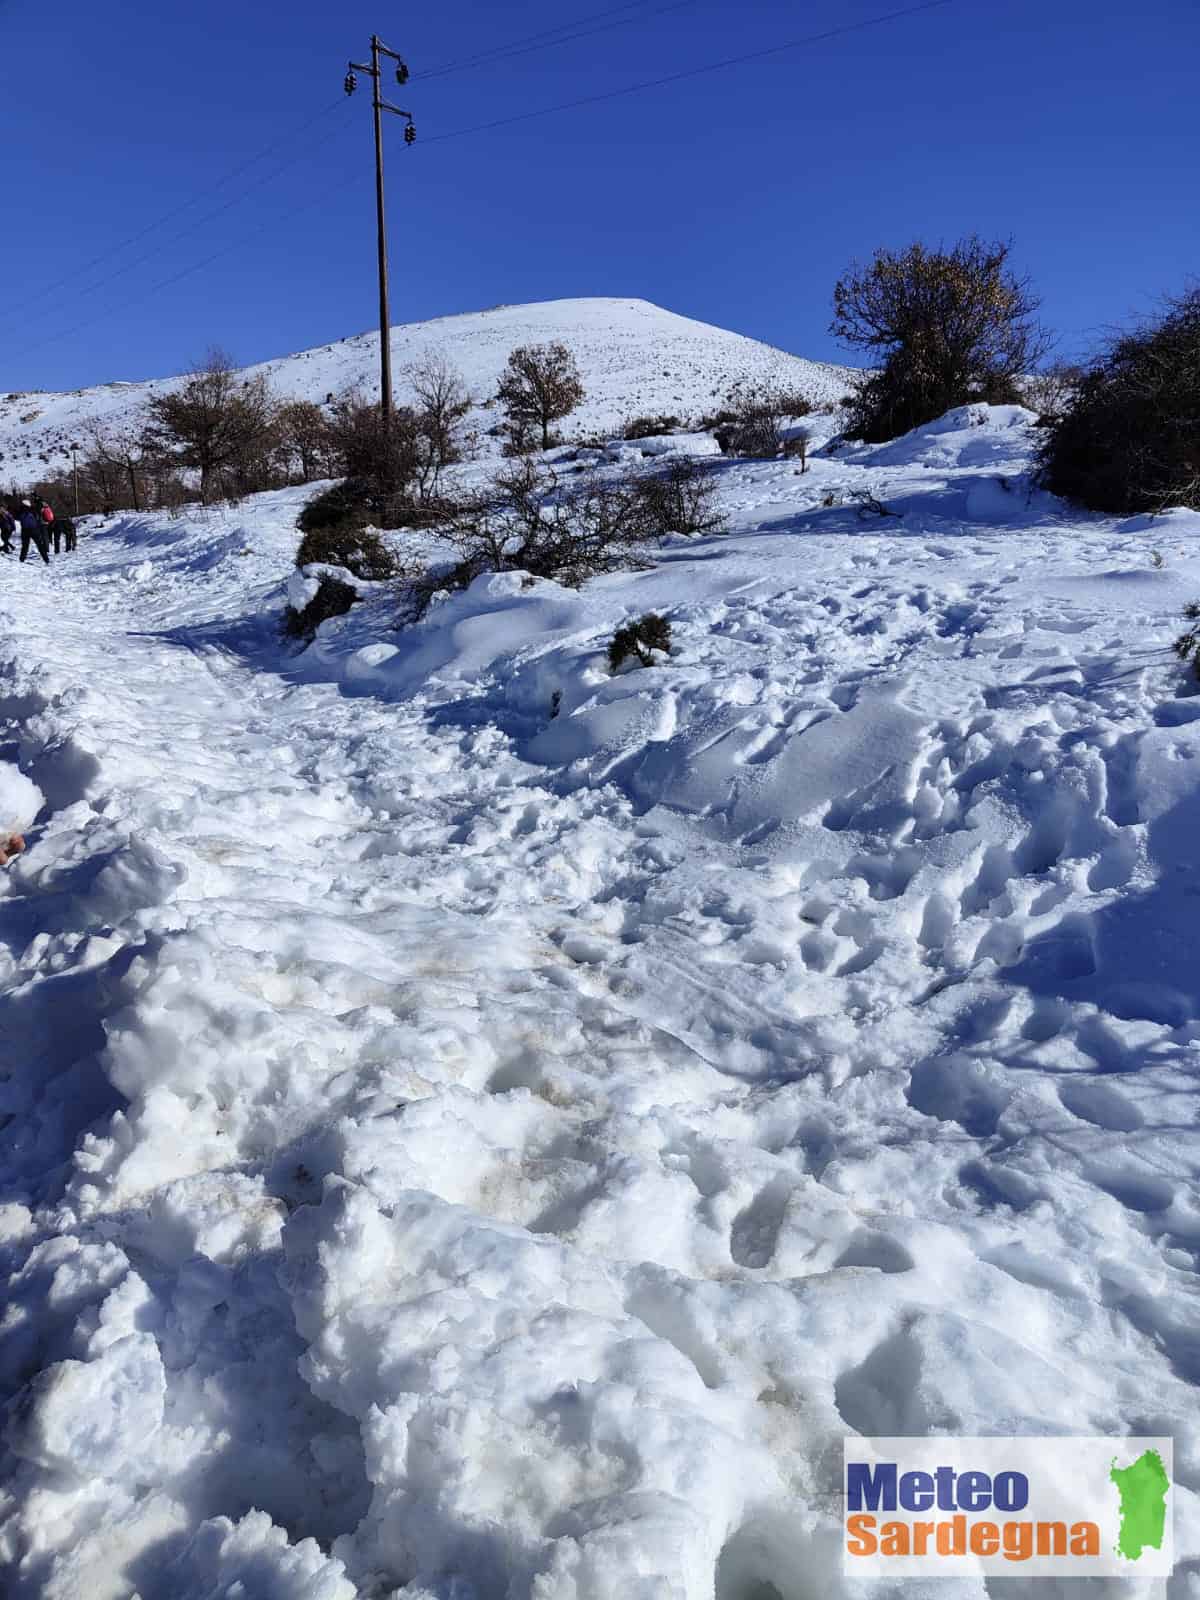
top-left (0, 297), bottom-right (854, 477)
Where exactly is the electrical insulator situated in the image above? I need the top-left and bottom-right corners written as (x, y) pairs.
top-left (344, 70), bottom-right (357, 95)
top-left (395, 61), bottom-right (410, 85)
top-left (404, 121), bottom-right (416, 145)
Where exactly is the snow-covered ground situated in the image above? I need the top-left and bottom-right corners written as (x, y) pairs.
top-left (0, 296), bottom-right (854, 482)
top-left (2, 401), bottom-right (1200, 1600)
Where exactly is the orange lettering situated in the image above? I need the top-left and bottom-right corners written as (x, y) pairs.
top-left (971, 1521), bottom-right (999, 1557)
top-left (1070, 1522), bottom-right (1100, 1557)
top-left (881, 1522), bottom-right (910, 1556)
top-left (846, 1515), bottom-right (877, 1557)
top-left (936, 1516), bottom-right (966, 1556)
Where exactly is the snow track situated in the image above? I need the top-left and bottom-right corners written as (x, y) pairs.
top-left (2, 408), bottom-right (1200, 1598)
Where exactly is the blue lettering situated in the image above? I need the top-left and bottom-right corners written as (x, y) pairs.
top-left (993, 1472), bottom-right (1028, 1512)
top-left (957, 1470), bottom-right (990, 1511)
top-left (900, 1470), bottom-right (934, 1511)
top-left (847, 1462), bottom-right (896, 1512)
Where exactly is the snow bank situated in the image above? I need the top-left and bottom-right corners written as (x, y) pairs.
top-left (0, 764), bottom-right (42, 835)
top-left (3, 402), bottom-right (1200, 1597)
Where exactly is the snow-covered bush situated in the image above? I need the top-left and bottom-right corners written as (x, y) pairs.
top-left (1173, 601), bottom-right (1200, 679)
top-left (397, 456), bottom-right (660, 622)
top-left (607, 613), bottom-right (672, 671)
top-left (295, 515), bottom-right (396, 581)
top-left (1038, 289), bottom-right (1200, 513)
top-left (284, 573), bottom-right (358, 640)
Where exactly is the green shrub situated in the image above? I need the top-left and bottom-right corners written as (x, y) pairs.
top-left (1038, 289), bottom-right (1200, 513)
top-left (295, 520), bottom-right (396, 581)
top-left (1173, 602), bottom-right (1200, 679)
top-left (284, 574), bottom-right (358, 640)
top-left (608, 614), bottom-right (672, 671)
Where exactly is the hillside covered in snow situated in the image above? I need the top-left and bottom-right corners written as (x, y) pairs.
top-left (2, 368), bottom-right (1199, 1596)
top-left (0, 297), bottom-right (855, 483)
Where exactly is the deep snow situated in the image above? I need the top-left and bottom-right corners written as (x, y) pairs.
top-left (1, 399), bottom-right (1199, 1600)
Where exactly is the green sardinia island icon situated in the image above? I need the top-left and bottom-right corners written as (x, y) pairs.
top-left (1110, 1450), bottom-right (1170, 1561)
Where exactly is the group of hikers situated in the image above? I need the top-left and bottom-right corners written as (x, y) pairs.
top-left (0, 497), bottom-right (78, 566)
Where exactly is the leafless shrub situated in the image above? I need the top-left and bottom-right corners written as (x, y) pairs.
top-left (631, 456), bottom-right (726, 535)
top-left (1018, 363), bottom-right (1083, 425)
top-left (397, 457), bottom-right (660, 622)
top-left (712, 380), bottom-right (812, 457)
top-left (404, 351), bottom-right (472, 502)
top-left (275, 400), bottom-right (339, 483)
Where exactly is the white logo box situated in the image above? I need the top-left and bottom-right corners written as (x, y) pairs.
top-left (842, 1436), bottom-right (1173, 1579)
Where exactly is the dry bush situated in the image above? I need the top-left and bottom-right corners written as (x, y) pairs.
top-left (713, 381), bottom-right (812, 457)
top-left (404, 351), bottom-right (472, 502)
top-left (398, 457), bottom-right (660, 621)
top-left (1018, 363), bottom-right (1083, 425)
top-left (632, 456), bottom-right (726, 535)
top-left (623, 414), bottom-right (682, 440)
top-left (1038, 289), bottom-right (1200, 513)
top-left (833, 237), bottom-right (1047, 442)
top-left (276, 400), bottom-right (338, 483)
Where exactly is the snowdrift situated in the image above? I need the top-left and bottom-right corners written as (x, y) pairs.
top-left (1, 406), bottom-right (1199, 1597)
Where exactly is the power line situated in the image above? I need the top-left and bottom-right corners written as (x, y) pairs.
top-left (10, 0), bottom-right (954, 367)
top-left (8, 167), bottom-right (373, 365)
top-left (1, 98), bottom-right (351, 324)
top-left (417, 0), bottom-right (698, 82)
top-left (421, 0), bottom-right (952, 145)
top-left (6, 114), bottom-right (358, 325)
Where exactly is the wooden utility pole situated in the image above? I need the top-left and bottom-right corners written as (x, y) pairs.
top-left (345, 37), bottom-right (416, 433)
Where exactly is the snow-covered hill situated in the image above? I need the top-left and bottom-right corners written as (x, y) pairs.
top-left (2, 406), bottom-right (1199, 1598)
top-left (0, 297), bottom-right (855, 482)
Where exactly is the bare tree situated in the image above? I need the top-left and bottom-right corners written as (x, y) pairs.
top-left (405, 351), bottom-right (472, 503)
top-left (831, 237), bottom-right (1048, 442)
top-left (143, 348), bottom-right (278, 503)
top-left (497, 342), bottom-right (585, 451)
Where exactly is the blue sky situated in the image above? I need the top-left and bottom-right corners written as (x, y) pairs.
top-left (2, 0), bottom-right (1197, 391)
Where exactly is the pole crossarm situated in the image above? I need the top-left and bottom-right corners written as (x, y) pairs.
top-left (341, 31), bottom-right (417, 429)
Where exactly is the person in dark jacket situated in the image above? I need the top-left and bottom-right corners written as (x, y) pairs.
top-left (0, 507), bottom-right (14, 554)
top-left (50, 516), bottom-right (77, 554)
top-left (18, 503), bottom-right (49, 565)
